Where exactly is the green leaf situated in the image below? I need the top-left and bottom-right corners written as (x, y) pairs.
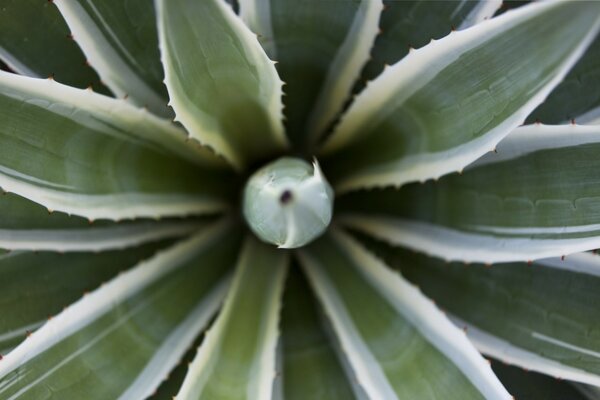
top-left (320, 1), bottom-right (600, 192)
top-left (157, 0), bottom-right (287, 169)
top-left (281, 267), bottom-right (361, 400)
top-left (298, 229), bottom-right (510, 400)
top-left (240, 0), bottom-right (382, 148)
top-left (0, 240), bottom-right (170, 355)
top-left (359, 0), bottom-right (501, 88)
top-left (526, 37), bottom-right (600, 124)
top-left (0, 220), bottom-right (242, 399)
top-left (55, 0), bottom-right (171, 117)
top-left (491, 360), bottom-right (588, 400)
top-left (176, 236), bottom-right (288, 399)
top-left (0, 0), bottom-right (108, 93)
top-left (338, 125), bottom-right (600, 263)
top-left (355, 233), bottom-right (600, 386)
top-left (0, 192), bottom-right (211, 251)
top-left (0, 71), bottom-right (235, 220)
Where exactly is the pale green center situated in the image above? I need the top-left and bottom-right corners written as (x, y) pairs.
top-left (242, 157), bottom-right (334, 249)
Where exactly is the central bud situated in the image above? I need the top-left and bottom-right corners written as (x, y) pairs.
top-left (243, 157), bottom-right (334, 249)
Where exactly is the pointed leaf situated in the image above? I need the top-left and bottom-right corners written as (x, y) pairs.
top-left (298, 229), bottom-right (510, 400)
top-left (0, 241), bottom-right (169, 355)
top-left (157, 0), bottom-right (287, 169)
top-left (339, 125), bottom-right (600, 263)
top-left (356, 234), bottom-right (600, 386)
top-left (0, 193), bottom-right (210, 251)
top-left (281, 267), bottom-right (362, 400)
top-left (55, 0), bottom-right (171, 117)
top-left (240, 0), bottom-right (382, 147)
top-left (358, 0), bottom-right (501, 89)
top-left (0, 71), bottom-right (234, 220)
top-left (320, 1), bottom-right (600, 192)
top-left (0, 0), bottom-right (107, 93)
top-left (526, 37), bottom-right (600, 124)
top-left (177, 236), bottom-right (288, 400)
top-left (0, 220), bottom-right (242, 399)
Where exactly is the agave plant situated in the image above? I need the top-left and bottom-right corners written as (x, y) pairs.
top-left (0, 0), bottom-right (600, 398)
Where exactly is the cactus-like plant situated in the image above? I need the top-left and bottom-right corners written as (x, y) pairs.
top-left (0, 0), bottom-right (600, 398)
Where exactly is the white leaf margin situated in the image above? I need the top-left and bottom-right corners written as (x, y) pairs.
top-left (451, 314), bottom-right (600, 387)
top-left (305, 0), bottom-right (384, 145)
top-left (339, 213), bottom-right (600, 264)
top-left (0, 70), bottom-right (223, 169)
top-left (457, 0), bottom-right (502, 30)
top-left (321, 0), bottom-right (600, 192)
top-left (298, 228), bottom-right (511, 400)
top-left (157, 0), bottom-right (288, 170)
top-left (239, 0), bottom-right (277, 57)
top-left (0, 219), bottom-right (234, 399)
top-left (0, 220), bottom-right (204, 252)
top-left (0, 72), bottom-right (229, 221)
top-left (338, 125), bottom-right (600, 264)
top-left (54, 0), bottom-right (170, 117)
top-left (0, 48), bottom-right (37, 78)
top-left (176, 237), bottom-right (289, 399)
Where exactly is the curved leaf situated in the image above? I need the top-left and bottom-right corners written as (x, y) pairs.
top-left (0, 71), bottom-right (234, 221)
top-left (157, 0), bottom-right (287, 169)
top-left (177, 236), bottom-right (288, 399)
top-left (298, 230), bottom-right (510, 400)
top-left (281, 267), bottom-right (362, 400)
top-left (0, 0), bottom-right (107, 93)
top-left (0, 193), bottom-right (209, 251)
top-left (0, 240), bottom-right (169, 355)
top-left (527, 37), bottom-right (600, 125)
top-left (358, 0), bottom-right (501, 89)
top-left (356, 233), bottom-right (600, 386)
top-left (240, 0), bottom-right (382, 148)
top-left (320, 0), bottom-right (600, 192)
top-left (55, 0), bottom-right (171, 117)
top-left (339, 125), bottom-right (600, 263)
top-left (0, 220), bottom-right (242, 399)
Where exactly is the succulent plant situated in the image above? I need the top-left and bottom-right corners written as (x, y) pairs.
top-left (0, 0), bottom-right (600, 398)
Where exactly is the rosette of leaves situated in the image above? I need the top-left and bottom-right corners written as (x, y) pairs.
top-left (1, 0), bottom-right (600, 399)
